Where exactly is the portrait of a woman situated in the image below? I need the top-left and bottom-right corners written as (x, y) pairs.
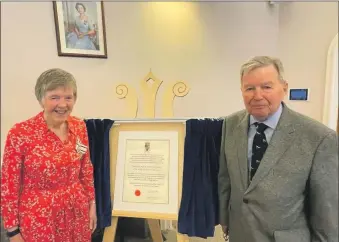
top-left (66, 3), bottom-right (98, 50)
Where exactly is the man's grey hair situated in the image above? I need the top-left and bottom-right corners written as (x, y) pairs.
top-left (240, 56), bottom-right (285, 82)
top-left (35, 68), bottom-right (77, 101)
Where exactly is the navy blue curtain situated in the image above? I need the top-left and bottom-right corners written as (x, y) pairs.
top-left (178, 118), bottom-right (224, 238)
top-left (84, 119), bottom-right (115, 229)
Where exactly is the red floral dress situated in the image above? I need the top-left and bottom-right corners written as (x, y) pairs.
top-left (1, 112), bottom-right (95, 242)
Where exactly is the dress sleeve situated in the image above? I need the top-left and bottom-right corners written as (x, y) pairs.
top-left (79, 122), bottom-right (95, 202)
top-left (0, 126), bottom-right (24, 229)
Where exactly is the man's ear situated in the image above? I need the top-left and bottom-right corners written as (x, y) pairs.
top-left (283, 80), bottom-right (288, 94)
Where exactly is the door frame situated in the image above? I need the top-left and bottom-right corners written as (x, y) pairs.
top-left (323, 33), bottom-right (338, 132)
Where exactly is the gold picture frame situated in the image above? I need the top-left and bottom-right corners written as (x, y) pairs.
top-left (53, 1), bottom-right (108, 58)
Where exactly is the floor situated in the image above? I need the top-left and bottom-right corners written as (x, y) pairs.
top-left (111, 226), bottom-right (226, 242)
top-left (1, 217), bottom-right (227, 242)
top-left (163, 226), bottom-right (226, 242)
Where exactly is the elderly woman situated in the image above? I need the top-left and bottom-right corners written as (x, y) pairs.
top-left (1, 69), bottom-right (97, 242)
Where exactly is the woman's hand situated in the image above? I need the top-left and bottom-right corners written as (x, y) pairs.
top-left (222, 225), bottom-right (229, 241)
top-left (9, 233), bottom-right (24, 242)
top-left (89, 202), bottom-right (97, 233)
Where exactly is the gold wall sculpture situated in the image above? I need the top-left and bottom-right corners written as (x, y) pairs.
top-left (162, 81), bottom-right (190, 118)
top-left (115, 83), bottom-right (138, 118)
top-left (139, 71), bottom-right (163, 118)
top-left (115, 70), bottom-right (189, 118)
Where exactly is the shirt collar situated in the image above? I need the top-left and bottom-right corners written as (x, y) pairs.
top-left (36, 111), bottom-right (76, 134)
top-left (249, 103), bottom-right (283, 130)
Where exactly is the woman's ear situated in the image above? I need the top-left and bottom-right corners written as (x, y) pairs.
top-left (39, 98), bottom-right (45, 109)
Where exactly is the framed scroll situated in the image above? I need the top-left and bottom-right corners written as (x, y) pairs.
top-left (109, 121), bottom-right (185, 220)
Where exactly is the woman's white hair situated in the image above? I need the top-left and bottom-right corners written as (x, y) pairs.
top-left (240, 56), bottom-right (285, 82)
top-left (35, 68), bottom-right (77, 102)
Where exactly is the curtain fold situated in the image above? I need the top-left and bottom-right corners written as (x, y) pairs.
top-left (178, 118), bottom-right (224, 238)
top-left (84, 119), bottom-right (115, 229)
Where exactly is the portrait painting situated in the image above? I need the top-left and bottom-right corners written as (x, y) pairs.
top-left (144, 141), bottom-right (151, 153)
top-left (53, 1), bottom-right (107, 58)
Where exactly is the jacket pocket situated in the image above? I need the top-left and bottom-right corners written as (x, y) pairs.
top-left (274, 228), bottom-right (310, 242)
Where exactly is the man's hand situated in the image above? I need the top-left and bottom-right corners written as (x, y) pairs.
top-left (89, 202), bottom-right (97, 233)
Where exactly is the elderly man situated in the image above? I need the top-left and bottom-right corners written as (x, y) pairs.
top-left (218, 56), bottom-right (338, 242)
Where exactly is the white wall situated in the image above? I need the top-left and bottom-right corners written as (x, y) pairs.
top-left (1, 2), bottom-right (279, 152)
top-left (278, 2), bottom-right (338, 121)
top-left (1, 2), bottom-right (338, 155)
